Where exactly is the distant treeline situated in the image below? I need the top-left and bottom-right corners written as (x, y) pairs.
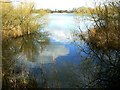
top-left (34, 7), bottom-right (93, 14)
top-left (50, 10), bottom-right (74, 13)
top-left (33, 9), bottom-right (74, 13)
top-left (74, 5), bottom-right (120, 15)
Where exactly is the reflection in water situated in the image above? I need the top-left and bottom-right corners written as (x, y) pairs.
top-left (15, 44), bottom-right (69, 65)
top-left (2, 13), bottom-right (81, 88)
top-left (2, 13), bottom-right (94, 88)
top-left (36, 44), bottom-right (69, 64)
top-left (45, 13), bottom-right (77, 43)
top-left (3, 32), bottom-right (50, 61)
top-left (3, 13), bottom-right (115, 88)
top-left (2, 13), bottom-right (89, 88)
top-left (2, 30), bottom-right (70, 88)
top-left (2, 32), bottom-right (50, 88)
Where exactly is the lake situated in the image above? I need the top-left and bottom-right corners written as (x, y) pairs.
top-left (2, 13), bottom-right (94, 88)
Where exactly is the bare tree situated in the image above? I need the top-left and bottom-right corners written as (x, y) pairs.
top-left (74, 1), bottom-right (120, 88)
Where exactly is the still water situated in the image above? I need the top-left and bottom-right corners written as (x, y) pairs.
top-left (2, 13), bottom-right (93, 88)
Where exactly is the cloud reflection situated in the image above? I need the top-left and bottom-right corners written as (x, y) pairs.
top-left (16, 44), bottom-right (69, 65)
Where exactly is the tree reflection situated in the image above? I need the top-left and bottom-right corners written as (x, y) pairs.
top-left (2, 32), bottom-right (50, 89)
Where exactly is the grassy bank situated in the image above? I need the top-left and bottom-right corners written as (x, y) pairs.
top-left (1, 1), bottom-right (48, 40)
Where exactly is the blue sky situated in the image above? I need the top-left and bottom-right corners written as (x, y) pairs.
top-left (11, 0), bottom-right (112, 10)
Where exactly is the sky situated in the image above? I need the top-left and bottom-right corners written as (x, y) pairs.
top-left (11, 0), bottom-right (116, 10)
top-left (33, 0), bottom-right (95, 10)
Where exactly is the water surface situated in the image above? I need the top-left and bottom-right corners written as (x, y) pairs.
top-left (3, 13), bottom-right (93, 88)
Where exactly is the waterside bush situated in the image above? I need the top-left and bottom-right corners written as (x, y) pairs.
top-left (1, 1), bottom-right (47, 40)
top-left (88, 1), bottom-right (120, 50)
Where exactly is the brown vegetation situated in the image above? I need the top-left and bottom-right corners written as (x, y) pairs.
top-left (1, 1), bottom-right (48, 40)
top-left (88, 1), bottom-right (120, 50)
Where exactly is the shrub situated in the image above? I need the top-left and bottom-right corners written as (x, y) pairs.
top-left (1, 1), bottom-right (47, 39)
